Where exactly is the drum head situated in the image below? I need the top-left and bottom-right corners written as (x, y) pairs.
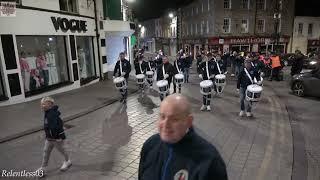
top-left (146, 71), bottom-right (154, 75)
top-left (156, 80), bottom-right (168, 87)
top-left (247, 84), bottom-right (263, 93)
top-left (113, 77), bottom-right (125, 83)
top-left (175, 74), bottom-right (184, 79)
top-left (136, 74), bottom-right (145, 79)
top-left (215, 74), bottom-right (226, 79)
top-left (200, 80), bottom-right (213, 88)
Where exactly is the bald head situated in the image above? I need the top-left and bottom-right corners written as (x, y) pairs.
top-left (158, 94), bottom-right (193, 143)
top-left (161, 94), bottom-right (192, 117)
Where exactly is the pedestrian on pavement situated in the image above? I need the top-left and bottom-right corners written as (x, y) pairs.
top-left (196, 51), bottom-right (203, 74)
top-left (156, 56), bottom-right (175, 101)
top-left (138, 94), bottom-right (228, 180)
top-left (230, 51), bottom-right (237, 76)
top-left (235, 53), bottom-right (244, 77)
top-left (237, 59), bottom-right (262, 117)
top-left (113, 52), bottom-right (132, 103)
top-left (269, 53), bottom-right (283, 81)
top-left (198, 53), bottom-right (220, 111)
top-left (291, 50), bottom-right (304, 76)
top-left (38, 97), bottom-right (71, 175)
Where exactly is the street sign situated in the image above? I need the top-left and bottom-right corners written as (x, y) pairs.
top-left (0, 1), bottom-right (16, 17)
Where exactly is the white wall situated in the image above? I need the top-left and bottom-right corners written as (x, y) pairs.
top-left (293, 16), bottom-right (320, 38)
top-left (106, 36), bottom-right (126, 72)
top-left (22, 0), bottom-right (60, 11)
top-left (78, 0), bottom-right (95, 17)
top-left (0, 9), bottom-right (95, 36)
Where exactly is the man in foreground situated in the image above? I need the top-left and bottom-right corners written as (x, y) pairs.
top-left (138, 94), bottom-right (228, 180)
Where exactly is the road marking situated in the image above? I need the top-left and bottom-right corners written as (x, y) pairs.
top-left (256, 97), bottom-right (277, 180)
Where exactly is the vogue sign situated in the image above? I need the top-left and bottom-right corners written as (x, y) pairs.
top-left (51, 17), bottom-right (87, 33)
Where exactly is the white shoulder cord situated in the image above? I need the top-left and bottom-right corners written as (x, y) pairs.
top-left (215, 58), bottom-right (222, 74)
top-left (244, 68), bottom-right (254, 84)
top-left (139, 62), bottom-right (144, 74)
top-left (162, 64), bottom-right (166, 80)
top-left (175, 60), bottom-right (181, 74)
top-left (120, 60), bottom-right (123, 76)
top-left (148, 62), bottom-right (152, 71)
top-left (206, 61), bottom-right (210, 79)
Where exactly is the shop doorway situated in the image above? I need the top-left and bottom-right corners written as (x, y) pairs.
top-left (231, 45), bottom-right (251, 53)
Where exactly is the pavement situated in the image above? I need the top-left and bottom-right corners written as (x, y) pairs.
top-left (0, 73), bottom-right (139, 143)
top-left (0, 64), bottom-right (318, 180)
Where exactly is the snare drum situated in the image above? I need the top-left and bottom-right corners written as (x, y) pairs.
top-left (136, 74), bottom-right (145, 85)
top-left (215, 74), bottom-right (226, 93)
top-left (146, 71), bottom-right (154, 80)
top-left (113, 77), bottom-right (126, 90)
top-left (200, 80), bottom-right (213, 95)
top-left (156, 80), bottom-right (169, 95)
top-left (175, 73), bottom-right (184, 84)
top-left (246, 84), bottom-right (263, 102)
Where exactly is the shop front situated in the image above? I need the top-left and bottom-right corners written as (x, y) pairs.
top-left (182, 38), bottom-right (207, 58)
top-left (208, 36), bottom-right (290, 54)
top-left (0, 8), bottom-right (99, 106)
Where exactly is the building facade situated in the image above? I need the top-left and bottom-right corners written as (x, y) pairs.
top-left (291, 16), bottom-right (320, 55)
top-left (0, 0), bottom-right (134, 106)
top-left (139, 15), bottom-right (177, 56)
top-left (180, 0), bottom-right (295, 56)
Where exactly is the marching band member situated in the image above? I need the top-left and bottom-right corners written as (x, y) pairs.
top-left (113, 52), bottom-right (131, 103)
top-left (173, 53), bottom-right (185, 93)
top-left (198, 53), bottom-right (219, 111)
top-left (156, 56), bottom-right (175, 101)
top-left (146, 57), bottom-right (156, 87)
top-left (237, 59), bottom-right (262, 117)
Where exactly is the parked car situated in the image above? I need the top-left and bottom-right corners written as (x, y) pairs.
top-left (303, 57), bottom-right (319, 70)
top-left (290, 67), bottom-right (320, 97)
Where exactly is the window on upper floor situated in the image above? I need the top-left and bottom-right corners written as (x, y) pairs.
top-left (241, 19), bottom-right (249, 33)
top-left (207, 20), bottom-right (210, 34)
top-left (223, 18), bottom-right (231, 33)
top-left (59, 0), bottom-right (78, 13)
top-left (308, 23), bottom-right (313, 36)
top-left (298, 23), bottom-right (303, 35)
top-left (256, 0), bottom-right (266, 10)
top-left (257, 19), bottom-right (265, 33)
top-left (202, 2), bottom-right (204, 12)
top-left (240, 0), bottom-right (249, 9)
top-left (208, 0), bottom-right (210, 10)
top-left (224, 0), bottom-right (231, 9)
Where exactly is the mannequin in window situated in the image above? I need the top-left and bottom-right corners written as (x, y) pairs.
top-left (36, 51), bottom-right (49, 86)
top-left (19, 51), bottom-right (31, 92)
top-left (77, 46), bottom-right (87, 79)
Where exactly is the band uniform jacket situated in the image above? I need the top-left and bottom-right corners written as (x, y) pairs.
top-left (198, 59), bottom-right (220, 80)
top-left (113, 59), bottom-right (131, 79)
top-left (156, 62), bottom-right (175, 81)
top-left (134, 60), bottom-right (148, 75)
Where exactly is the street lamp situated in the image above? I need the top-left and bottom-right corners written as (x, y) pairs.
top-left (169, 13), bottom-right (174, 19)
top-left (138, 24), bottom-right (142, 28)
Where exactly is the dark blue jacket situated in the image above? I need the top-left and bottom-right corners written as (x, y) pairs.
top-left (113, 59), bottom-right (132, 79)
top-left (134, 60), bottom-right (148, 75)
top-left (138, 128), bottom-right (227, 180)
top-left (237, 67), bottom-right (261, 89)
top-left (44, 105), bottom-right (66, 140)
top-left (173, 58), bottom-right (185, 74)
top-left (156, 62), bottom-right (175, 81)
top-left (199, 59), bottom-right (220, 80)
top-left (184, 56), bottom-right (193, 68)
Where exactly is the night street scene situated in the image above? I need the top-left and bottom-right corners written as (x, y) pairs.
top-left (0, 0), bottom-right (320, 179)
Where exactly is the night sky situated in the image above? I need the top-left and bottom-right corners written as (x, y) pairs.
top-left (132, 0), bottom-right (320, 21)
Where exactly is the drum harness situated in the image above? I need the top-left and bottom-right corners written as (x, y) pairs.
top-left (214, 59), bottom-right (225, 94)
top-left (244, 68), bottom-right (261, 105)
